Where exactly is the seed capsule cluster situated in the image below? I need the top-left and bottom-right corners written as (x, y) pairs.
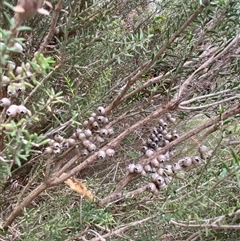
top-left (43, 106), bottom-right (115, 159)
top-left (0, 49), bottom-right (37, 120)
top-left (127, 113), bottom-right (207, 194)
top-left (0, 99), bottom-right (30, 118)
top-left (1, 63), bottom-right (31, 119)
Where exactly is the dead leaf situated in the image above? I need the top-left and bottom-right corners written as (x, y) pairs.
top-left (60, 173), bottom-right (94, 201)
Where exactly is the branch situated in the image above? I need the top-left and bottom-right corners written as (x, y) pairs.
top-left (105, 5), bottom-right (205, 113)
top-left (51, 100), bottom-right (179, 186)
top-left (175, 33), bottom-right (240, 99)
top-left (3, 182), bottom-right (49, 229)
top-left (171, 220), bottom-right (240, 230)
top-left (100, 185), bottom-right (148, 207)
top-left (87, 214), bottom-right (158, 241)
top-left (121, 73), bottom-right (165, 103)
top-left (38, 0), bottom-right (63, 53)
top-left (180, 87), bottom-right (239, 106)
top-left (98, 104), bottom-right (240, 206)
top-left (179, 95), bottom-right (240, 110)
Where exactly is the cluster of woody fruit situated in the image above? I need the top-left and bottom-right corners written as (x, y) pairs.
top-left (0, 43), bottom-right (32, 120)
top-left (127, 113), bottom-right (211, 194)
top-left (43, 106), bottom-right (116, 160)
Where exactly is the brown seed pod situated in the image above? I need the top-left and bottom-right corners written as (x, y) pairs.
top-left (152, 173), bottom-right (165, 187)
top-left (88, 116), bottom-right (95, 123)
top-left (150, 158), bottom-right (160, 168)
top-left (43, 146), bottom-right (53, 154)
top-left (82, 149), bottom-right (89, 156)
top-left (62, 141), bottom-right (69, 149)
top-left (106, 148), bottom-right (115, 157)
top-left (96, 116), bottom-right (105, 123)
top-left (127, 164), bottom-right (136, 173)
top-left (145, 149), bottom-right (154, 157)
top-left (191, 156), bottom-right (201, 165)
top-left (66, 138), bottom-right (76, 146)
top-left (47, 139), bottom-right (55, 146)
top-left (84, 129), bottom-right (92, 137)
top-left (17, 105), bottom-right (28, 115)
top-left (97, 106), bottom-right (105, 115)
top-left (7, 85), bottom-right (17, 97)
top-left (54, 134), bottom-right (64, 143)
top-left (159, 119), bottom-right (164, 126)
top-left (6, 105), bottom-right (19, 118)
top-left (98, 150), bottom-right (106, 159)
top-left (141, 169), bottom-right (147, 176)
top-left (103, 117), bottom-right (109, 124)
top-left (144, 164), bottom-right (153, 172)
top-left (164, 134), bottom-right (172, 141)
top-left (92, 121), bottom-right (100, 130)
top-left (78, 132), bottom-right (86, 140)
top-left (82, 139), bottom-right (91, 148)
top-left (157, 154), bottom-right (166, 164)
top-left (7, 61), bottom-right (16, 71)
top-left (198, 145), bottom-right (209, 160)
top-left (0, 98), bottom-right (11, 107)
top-left (87, 143), bottom-right (97, 152)
top-left (76, 128), bottom-right (83, 135)
top-left (82, 120), bottom-right (89, 127)
top-left (1, 76), bottom-right (10, 86)
top-left (53, 148), bottom-right (61, 154)
top-left (166, 113), bottom-right (172, 119)
top-left (134, 164), bottom-right (143, 174)
top-left (147, 182), bottom-right (158, 194)
top-left (168, 117), bottom-right (176, 123)
top-left (100, 128), bottom-right (108, 137)
top-left (52, 141), bottom-right (61, 149)
top-left (179, 157), bottom-right (192, 167)
top-left (141, 146), bottom-right (148, 153)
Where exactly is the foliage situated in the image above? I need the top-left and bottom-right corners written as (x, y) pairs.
top-left (0, 0), bottom-right (240, 240)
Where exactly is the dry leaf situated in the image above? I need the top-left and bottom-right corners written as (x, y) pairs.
top-left (60, 173), bottom-right (94, 201)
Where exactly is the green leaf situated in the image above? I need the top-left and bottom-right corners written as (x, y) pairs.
top-left (230, 148), bottom-right (239, 165)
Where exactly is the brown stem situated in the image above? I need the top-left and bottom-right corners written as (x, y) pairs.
top-left (51, 100), bottom-right (179, 186)
top-left (3, 182), bottom-right (49, 228)
top-left (171, 219), bottom-right (240, 230)
top-left (105, 5), bottom-right (205, 113)
top-left (87, 213), bottom-right (158, 241)
top-left (98, 104), bottom-right (240, 206)
top-left (38, 0), bottom-right (63, 53)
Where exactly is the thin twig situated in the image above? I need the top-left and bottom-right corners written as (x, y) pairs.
top-left (88, 214), bottom-right (158, 241)
top-left (171, 219), bottom-right (240, 230)
top-left (38, 0), bottom-right (63, 53)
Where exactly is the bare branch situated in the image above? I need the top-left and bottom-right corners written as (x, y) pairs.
top-left (88, 214), bottom-right (158, 241)
top-left (176, 33), bottom-right (240, 99)
top-left (179, 95), bottom-right (240, 111)
top-left (38, 0), bottom-right (63, 53)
